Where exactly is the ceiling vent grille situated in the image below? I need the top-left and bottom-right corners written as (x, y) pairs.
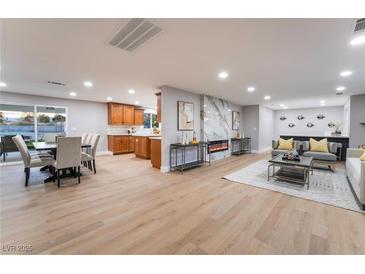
top-left (354, 18), bottom-right (365, 33)
top-left (108, 19), bottom-right (162, 52)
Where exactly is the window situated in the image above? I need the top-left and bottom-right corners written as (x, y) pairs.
top-left (0, 103), bottom-right (67, 162)
top-left (36, 106), bottom-right (66, 142)
top-left (0, 104), bottom-right (35, 146)
top-left (143, 113), bottom-right (158, 128)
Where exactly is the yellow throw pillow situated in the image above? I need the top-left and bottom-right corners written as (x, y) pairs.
top-left (310, 138), bottom-right (328, 153)
top-left (278, 138), bottom-right (293, 150)
top-left (360, 150), bottom-right (365, 161)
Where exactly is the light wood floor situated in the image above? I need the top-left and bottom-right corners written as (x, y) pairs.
top-left (1, 152), bottom-right (364, 255)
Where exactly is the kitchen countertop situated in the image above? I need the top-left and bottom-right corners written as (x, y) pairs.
top-left (107, 133), bottom-right (161, 137)
top-left (149, 136), bottom-right (162, 140)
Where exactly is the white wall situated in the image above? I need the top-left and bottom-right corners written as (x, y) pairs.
top-left (274, 106), bottom-right (345, 138)
top-left (160, 86), bottom-right (201, 172)
top-left (0, 91), bottom-right (109, 152)
top-left (259, 106), bottom-right (274, 152)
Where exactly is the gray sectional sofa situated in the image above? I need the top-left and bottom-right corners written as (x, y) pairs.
top-left (346, 149), bottom-right (365, 210)
top-left (271, 140), bottom-right (301, 157)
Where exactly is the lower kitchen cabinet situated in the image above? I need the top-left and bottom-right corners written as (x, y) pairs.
top-left (108, 135), bottom-right (134, 154)
top-left (134, 136), bottom-right (151, 159)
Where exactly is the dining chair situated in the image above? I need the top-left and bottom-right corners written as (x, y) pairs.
top-left (81, 133), bottom-right (89, 144)
top-left (81, 134), bottom-right (100, 174)
top-left (52, 137), bottom-right (82, 188)
top-left (12, 135), bottom-right (55, 186)
top-left (44, 133), bottom-right (65, 143)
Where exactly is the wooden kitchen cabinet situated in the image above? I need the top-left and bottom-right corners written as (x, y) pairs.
top-left (134, 136), bottom-right (151, 159)
top-left (108, 103), bottom-right (123, 125)
top-left (107, 103), bottom-right (138, 125)
top-left (150, 138), bottom-right (161, 169)
top-left (156, 92), bottom-right (161, 123)
top-left (128, 136), bottom-right (135, 152)
top-left (123, 105), bottom-right (135, 125)
top-left (134, 109), bottom-right (144, 126)
top-left (108, 135), bottom-right (134, 154)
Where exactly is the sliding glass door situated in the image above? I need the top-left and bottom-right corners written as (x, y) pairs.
top-left (0, 103), bottom-right (67, 162)
top-left (36, 106), bottom-right (66, 142)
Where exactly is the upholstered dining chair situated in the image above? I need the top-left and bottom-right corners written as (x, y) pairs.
top-left (44, 133), bottom-right (65, 143)
top-left (12, 135), bottom-right (55, 186)
top-left (81, 134), bottom-right (100, 174)
top-left (52, 137), bottom-right (82, 188)
top-left (81, 133), bottom-right (89, 144)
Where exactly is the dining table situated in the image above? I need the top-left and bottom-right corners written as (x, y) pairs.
top-left (33, 141), bottom-right (91, 183)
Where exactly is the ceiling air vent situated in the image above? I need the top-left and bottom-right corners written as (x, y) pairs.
top-left (47, 81), bottom-right (65, 86)
top-left (354, 18), bottom-right (365, 33)
top-left (108, 18), bottom-right (162, 52)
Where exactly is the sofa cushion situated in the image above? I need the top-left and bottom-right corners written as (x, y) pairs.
top-left (303, 151), bottom-right (336, 162)
top-left (278, 138), bottom-right (293, 150)
top-left (360, 150), bottom-right (365, 161)
top-left (310, 138), bottom-right (329, 153)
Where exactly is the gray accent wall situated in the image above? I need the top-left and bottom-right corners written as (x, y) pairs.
top-left (241, 105), bottom-right (260, 151)
top-left (160, 86), bottom-right (201, 171)
top-left (349, 94), bottom-right (365, 148)
top-left (0, 91), bottom-right (108, 152)
top-left (259, 106), bottom-right (274, 151)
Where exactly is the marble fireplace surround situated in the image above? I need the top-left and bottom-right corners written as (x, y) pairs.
top-left (200, 95), bottom-right (243, 161)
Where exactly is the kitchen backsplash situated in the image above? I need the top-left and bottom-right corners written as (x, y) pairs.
top-left (107, 125), bottom-right (153, 135)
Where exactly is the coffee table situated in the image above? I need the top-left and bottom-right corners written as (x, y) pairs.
top-left (268, 155), bottom-right (313, 189)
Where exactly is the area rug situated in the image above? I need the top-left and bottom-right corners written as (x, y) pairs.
top-left (223, 160), bottom-right (363, 213)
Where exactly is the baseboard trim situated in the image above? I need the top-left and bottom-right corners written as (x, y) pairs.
top-left (160, 166), bottom-right (170, 173)
top-left (96, 151), bottom-right (113, 156)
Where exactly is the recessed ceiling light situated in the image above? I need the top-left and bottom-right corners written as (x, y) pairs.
top-left (247, 86), bottom-right (255, 92)
top-left (350, 34), bottom-right (365, 46)
top-left (227, 108), bottom-right (232, 112)
top-left (279, 104), bottom-right (285, 107)
top-left (69, 92), bottom-right (77, 97)
top-left (218, 71), bottom-right (228, 79)
top-left (0, 82), bottom-right (7, 87)
top-left (340, 70), bottom-right (352, 77)
top-left (283, 106), bottom-right (288, 109)
top-left (84, 81), bottom-right (93, 87)
top-left (320, 104), bottom-right (325, 107)
top-left (320, 100), bottom-right (325, 104)
top-left (264, 95), bottom-right (271, 100)
top-left (107, 97), bottom-right (113, 101)
top-left (135, 101), bottom-right (140, 105)
top-left (336, 86), bottom-right (346, 91)
top-left (128, 89), bottom-right (135, 94)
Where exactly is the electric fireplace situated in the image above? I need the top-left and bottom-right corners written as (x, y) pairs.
top-left (207, 139), bottom-right (229, 154)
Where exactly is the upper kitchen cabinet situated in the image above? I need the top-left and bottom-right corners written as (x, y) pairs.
top-left (123, 105), bottom-right (135, 125)
top-left (134, 109), bottom-right (144, 126)
top-left (156, 92), bottom-right (161, 123)
top-left (108, 103), bottom-right (124, 125)
top-left (107, 103), bottom-right (138, 125)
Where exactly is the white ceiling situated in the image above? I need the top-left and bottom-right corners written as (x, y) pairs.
top-left (1, 18), bottom-right (364, 109)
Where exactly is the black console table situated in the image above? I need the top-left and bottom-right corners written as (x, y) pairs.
top-left (280, 135), bottom-right (349, 161)
top-left (170, 142), bottom-right (211, 173)
top-left (231, 137), bottom-right (251, 155)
